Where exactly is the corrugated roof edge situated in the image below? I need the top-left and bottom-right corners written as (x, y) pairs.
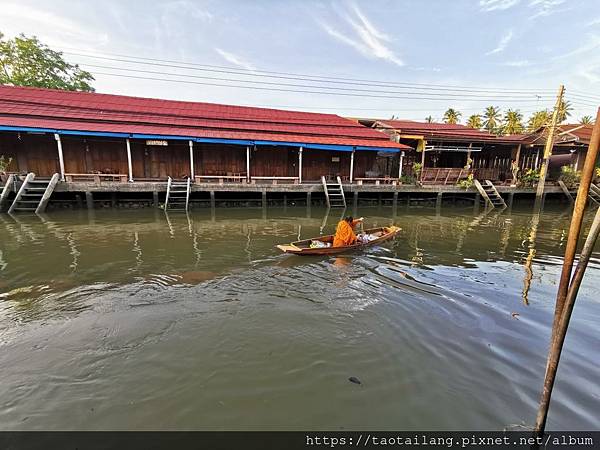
top-left (0, 125), bottom-right (404, 152)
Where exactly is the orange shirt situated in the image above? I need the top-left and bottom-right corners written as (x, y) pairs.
top-left (333, 220), bottom-right (360, 247)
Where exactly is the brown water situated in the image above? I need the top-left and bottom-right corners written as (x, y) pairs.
top-left (0, 205), bottom-right (598, 430)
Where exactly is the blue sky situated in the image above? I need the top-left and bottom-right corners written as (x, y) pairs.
top-left (1, 0), bottom-right (599, 122)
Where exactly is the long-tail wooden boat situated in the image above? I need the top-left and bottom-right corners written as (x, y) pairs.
top-left (277, 226), bottom-right (401, 255)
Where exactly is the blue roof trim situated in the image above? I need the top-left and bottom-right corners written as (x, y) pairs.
top-left (0, 126), bottom-right (402, 152)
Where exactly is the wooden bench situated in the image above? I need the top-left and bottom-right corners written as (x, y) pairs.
top-left (355, 177), bottom-right (399, 186)
top-left (195, 175), bottom-right (247, 185)
top-left (65, 173), bottom-right (128, 183)
top-left (251, 176), bottom-right (300, 185)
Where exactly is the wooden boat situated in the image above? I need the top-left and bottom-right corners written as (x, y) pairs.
top-left (277, 226), bottom-right (401, 255)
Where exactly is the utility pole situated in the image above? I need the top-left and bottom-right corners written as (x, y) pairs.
top-left (535, 85), bottom-right (564, 200)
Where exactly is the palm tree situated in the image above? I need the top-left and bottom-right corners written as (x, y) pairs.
top-left (443, 108), bottom-right (461, 124)
top-left (557, 99), bottom-right (572, 123)
top-left (483, 106), bottom-right (501, 134)
top-left (424, 115), bottom-right (434, 123)
top-left (527, 110), bottom-right (550, 132)
top-left (503, 109), bottom-right (524, 135)
top-left (466, 114), bottom-right (482, 129)
top-left (579, 115), bottom-right (594, 125)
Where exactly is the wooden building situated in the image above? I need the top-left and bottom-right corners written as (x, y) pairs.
top-left (357, 119), bottom-right (594, 185)
top-left (0, 85), bottom-right (409, 186)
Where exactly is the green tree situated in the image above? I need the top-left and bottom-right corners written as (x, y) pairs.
top-left (579, 115), bottom-right (594, 125)
top-left (527, 110), bottom-right (550, 132)
top-left (483, 106), bottom-right (501, 134)
top-left (0, 32), bottom-right (94, 91)
top-left (557, 99), bottom-right (572, 123)
top-left (443, 108), bottom-right (461, 124)
top-left (424, 115), bottom-right (434, 123)
top-left (503, 109), bottom-right (524, 135)
top-left (466, 114), bottom-right (482, 129)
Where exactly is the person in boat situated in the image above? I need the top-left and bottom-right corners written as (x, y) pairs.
top-left (333, 216), bottom-right (364, 247)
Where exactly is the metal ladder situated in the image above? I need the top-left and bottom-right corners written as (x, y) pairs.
top-left (165, 176), bottom-right (191, 211)
top-left (473, 179), bottom-right (507, 209)
top-left (8, 173), bottom-right (60, 214)
top-left (322, 176), bottom-right (346, 208)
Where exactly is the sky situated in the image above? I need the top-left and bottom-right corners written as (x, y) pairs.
top-left (1, 0), bottom-right (599, 123)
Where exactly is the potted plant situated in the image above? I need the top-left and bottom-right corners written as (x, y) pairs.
top-left (0, 155), bottom-right (13, 183)
top-left (558, 165), bottom-right (581, 189)
top-left (457, 173), bottom-right (474, 190)
top-left (518, 168), bottom-right (540, 188)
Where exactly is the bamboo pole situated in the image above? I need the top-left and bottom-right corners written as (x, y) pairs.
top-left (534, 206), bottom-right (600, 433)
top-left (551, 108), bottom-right (600, 337)
top-left (534, 108), bottom-right (600, 436)
top-left (535, 85), bottom-right (564, 200)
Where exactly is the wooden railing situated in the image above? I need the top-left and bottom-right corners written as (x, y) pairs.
top-left (65, 173), bottom-right (128, 183)
top-left (355, 177), bottom-right (399, 186)
top-left (420, 168), bottom-right (470, 185)
top-left (195, 175), bottom-right (247, 185)
top-left (251, 176), bottom-right (300, 185)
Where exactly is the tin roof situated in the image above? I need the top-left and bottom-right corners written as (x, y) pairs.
top-left (0, 85), bottom-right (409, 151)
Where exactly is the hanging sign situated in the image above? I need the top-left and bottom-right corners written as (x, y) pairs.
top-left (146, 140), bottom-right (169, 146)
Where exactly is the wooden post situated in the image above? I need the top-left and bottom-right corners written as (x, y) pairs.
top-left (126, 138), bottom-right (133, 182)
top-left (536, 85), bottom-right (564, 201)
top-left (353, 191), bottom-right (358, 209)
top-left (54, 133), bottom-right (65, 181)
top-left (512, 144), bottom-right (522, 185)
top-left (349, 149), bottom-right (355, 183)
top-left (246, 146), bottom-right (251, 183)
top-left (152, 191), bottom-right (159, 207)
top-left (210, 191), bottom-right (216, 209)
top-left (534, 109), bottom-right (600, 436)
top-left (419, 139), bottom-right (427, 181)
top-left (188, 140), bottom-right (195, 180)
top-left (298, 146), bottom-right (303, 184)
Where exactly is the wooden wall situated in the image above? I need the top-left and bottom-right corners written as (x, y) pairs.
top-left (0, 133), bottom-right (59, 176)
top-left (195, 143), bottom-right (246, 176)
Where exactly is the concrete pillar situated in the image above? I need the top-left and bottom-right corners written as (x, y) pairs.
top-left (54, 133), bottom-right (65, 181)
top-left (393, 191), bottom-right (398, 217)
top-left (436, 192), bottom-right (443, 215)
top-left (398, 151), bottom-right (405, 179)
top-left (153, 191), bottom-right (159, 207)
top-left (283, 194), bottom-right (287, 210)
top-left (75, 194), bottom-right (83, 209)
top-left (261, 190), bottom-right (267, 208)
top-left (126, 138), bottom-right (133, 182)
top-left (350, 149), bottom-right (355, 183)
top-left (246, 146), bottom-right (251, 183)
top-left (353, 191), bottom-right (358, 209)
top-left (508, 192), bottom-right (515, 210)
top-left (85, 191), bottom-right (94, 210)
top-left (473, 193), bottom-right (481, 214)
top-left (189, 140), bottom-right (195, 180)
top-left (298, 146), bottom-right (303, 183)
top-left (306, 191), bottom-right (312, 218)
top-left (210, 191), bottom-right (215, 209)
top-left (110, 192), bottom-right (117, 208)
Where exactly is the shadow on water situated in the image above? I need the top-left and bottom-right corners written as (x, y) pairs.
top-left (0, 204), bottom-right (599, 430)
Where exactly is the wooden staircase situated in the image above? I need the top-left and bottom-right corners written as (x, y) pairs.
top-left (473, 179), bottom-right (507, 209)
top-left (165, 176), bottom-right (191, 211)
top-left (558, 181), bottom-right (600, 206)
top-left (8, 173), bottom-right (60, 214)
top-left (322, 176), bottom-right (346, 208)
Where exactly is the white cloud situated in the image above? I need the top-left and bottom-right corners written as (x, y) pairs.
top-left (0, 2), bottom-right (109, 47)
top-left (528, 0), bottom-right (567, 20)
top-left (479, 0), bottom-right (521, 12)
top-left (587, 17), bottom-right (600, 27)
top-left (486, 30), bottom-right (514, 55)
top-left (503, 60), bottom-right (531, 67)
top-left (319, 4), bottom-right (403, 67)
top-left (215, 48), bottom-right (255, 71)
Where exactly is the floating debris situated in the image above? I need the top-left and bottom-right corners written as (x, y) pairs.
top-left (348, 376), bottom-right (362, 385)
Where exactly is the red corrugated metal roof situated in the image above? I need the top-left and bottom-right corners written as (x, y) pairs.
top-left (557, 124), bottom-right (593, 144)
top-left (0, 85), bottom-right (408, 150)
top-left (374, 119), bottom-right (531, 144)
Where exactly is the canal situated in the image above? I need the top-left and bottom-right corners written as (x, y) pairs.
top-left (0, 205), bottom-right (598, 430)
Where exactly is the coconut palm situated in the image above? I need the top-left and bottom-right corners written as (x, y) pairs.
top-left (424, 115), bottom-right (434, 123)
top-left (483, 106), bottom-right (501, 134)
top-left (579, 115), bottom-right (594, 125)
top-left (503, 109), bottom-right (524, 135)
top-left (557, 99), bottom-right (572, 123)
top-left (527, 110), bottom-right (550, 132)
top-left (443, 108), bottom-right (461, 124)
top-left (466, 114), bottom-right (482, 129)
